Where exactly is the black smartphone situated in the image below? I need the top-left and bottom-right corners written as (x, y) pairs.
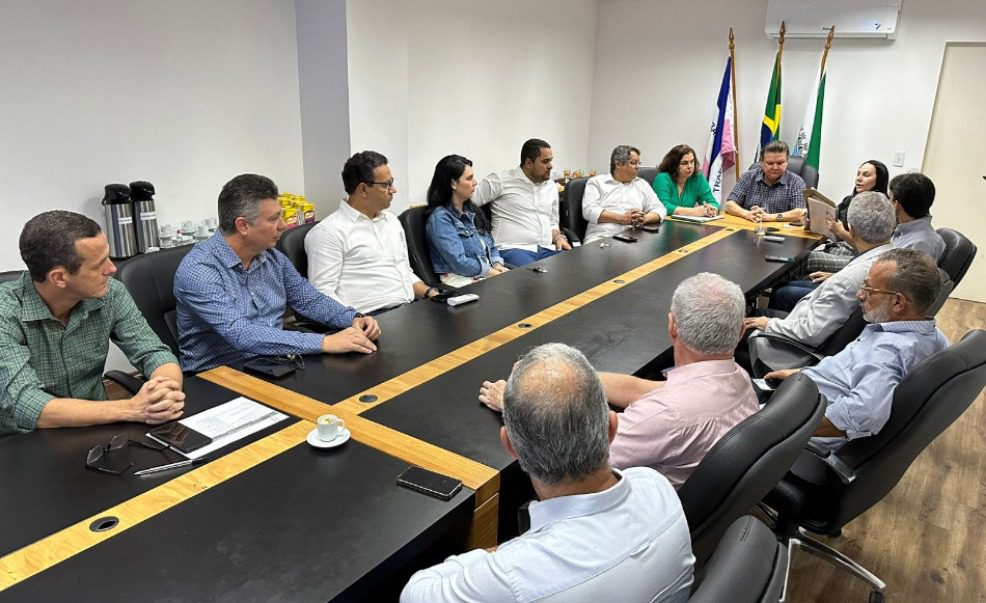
top-left (612, 234), bottom-right (638, 243)
top-left (243, 357), bottom-right (296, 378)
top-left (765, 227), bottom-right (780, 233)
top-left (765, 255), bottom-right (795, 263)
top-left (396, 466), bottom-right (463, 500)
top-left (148, 422), bottom-right (213, 454)
top-left (638, 224), bottom-right (660, 233)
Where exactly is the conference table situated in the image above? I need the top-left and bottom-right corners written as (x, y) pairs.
top-left (0, 215), bottom-right (818, 601)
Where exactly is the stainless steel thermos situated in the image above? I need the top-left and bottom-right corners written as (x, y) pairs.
top-left (129, 180), bottom-right (160, 253)
top-left (102, 184), bottom-right (138, 259)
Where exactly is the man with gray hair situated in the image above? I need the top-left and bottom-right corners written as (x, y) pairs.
top-left (409, 343), bottom-right (694, 602)
top-left (602, 273), bottom-right (759, 487)
top-left (581, 145), bottom-right (665, 243)
top-left (765, 249), bottom-right (949, 452)
top-left (175, 173), bottom-right (381, 372)
top-left (478, 273), bottom-right (757, 488)
top-left (744, 191), bottom-right (896, 364)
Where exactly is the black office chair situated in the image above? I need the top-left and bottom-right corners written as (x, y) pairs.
top-left (274, 221), bottom-right (317, 278)
top-left (0, 270), bottom-right (21, 284)
top-left (677, 373), bottom-right (825, 566)
top-left (748, 307), bottom-right (867, 377)
top-left (637, 166), bottom-right (658, 186)
top-left (688, 516), bottom-right (788, 603)
top-left (397, 206), bottom-right (441, 288)
top-left (936, 227), bottom-right (977, 286)
top-left (560, 176), bottom-right (589, 243)
top-left (762, 329), bottom-right (986, 603)
top-left (114, 245), bottom-right (194, 358)
top-left (747, 155), bottom-right (818, 189)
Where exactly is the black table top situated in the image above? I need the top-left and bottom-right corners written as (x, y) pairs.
top-left (361, 228), bottom-right (815, 468)
top-left (236, 221), bottom-right (716, 403)
top-left (0, 377), bottom-right (291, 558)
top-left (2, 439), bottom-right (474, 602)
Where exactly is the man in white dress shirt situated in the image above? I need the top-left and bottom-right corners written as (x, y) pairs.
top-left (401, 343), bottom-right (694, 603)
top-left (473, 138), bottom-right (572, 267)
top-left (306, 151), bottom-right (439, 314)
top-left (582, 145), bottom-right (666, 243)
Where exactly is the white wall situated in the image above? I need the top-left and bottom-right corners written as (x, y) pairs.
top-left (0, 0), bottom-right (306, 271)
top-left (296, 0), bottom-right (351, 216)
top-left (588, 0), bottom-right (986, 198)
top-left (346, 0), bottom-right (598, 212)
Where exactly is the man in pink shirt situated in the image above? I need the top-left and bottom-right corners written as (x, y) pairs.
top-left (481, 273), bottom-right (759, 489)
top-left (601, 273), bottom-right (759, 487)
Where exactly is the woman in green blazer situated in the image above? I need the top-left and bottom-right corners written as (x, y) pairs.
top-left (652, 144), bottom-right (719, 217)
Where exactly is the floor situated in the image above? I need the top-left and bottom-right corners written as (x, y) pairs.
top-left (784, 298), bottom-right (986, 602)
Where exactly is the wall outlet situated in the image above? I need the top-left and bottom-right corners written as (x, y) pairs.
top-left (893, 150), bottom-right (906, 167)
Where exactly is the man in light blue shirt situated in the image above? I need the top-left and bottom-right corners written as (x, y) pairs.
top-left (402, 343), bottom-right (694, 603)
top-left (888, 172), bottom-right (945, 262)
top-left (175, 174), bottom-right (381, 372)
top-left (767, 249), bottom-right (949, 452)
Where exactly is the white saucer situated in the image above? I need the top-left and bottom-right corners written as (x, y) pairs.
top-left (307, 427), bottom-right (351, 449)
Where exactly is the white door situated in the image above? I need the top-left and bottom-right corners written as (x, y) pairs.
top-left (923, 42), bottom-right (986, 303)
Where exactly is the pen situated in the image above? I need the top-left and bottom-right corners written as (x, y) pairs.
top-left (134, 457), bottom-right (207, 476)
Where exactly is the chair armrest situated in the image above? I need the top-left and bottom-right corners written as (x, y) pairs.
top-left (103, 370), bottom-right (145, 396)
top-left (804, 440), bottom-right (858, 484)
top-left (748, 330), bottom-right (825, 378)
top-left (561, 226), bottom-right (581, 245)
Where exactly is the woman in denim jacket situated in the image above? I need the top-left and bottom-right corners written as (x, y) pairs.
top-left (425, 155), bottom-right (509, 287)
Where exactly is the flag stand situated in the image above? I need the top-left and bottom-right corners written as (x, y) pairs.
top-left (729, 27), bottom-right (740, 178)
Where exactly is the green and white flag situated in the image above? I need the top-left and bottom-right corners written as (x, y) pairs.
top-left (795, 67), bottom-right (826, 171)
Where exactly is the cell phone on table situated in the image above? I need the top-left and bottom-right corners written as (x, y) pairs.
top-left (148, 422), bottom-right (213, 454)
top-left (612, 234), bottom-right (638, 243)
top-left (397, 466), bottom-right (463, 500)
top-left (638, 224), bottom-right (660, 233)
top-left (765, 255), bottom-right (795, 263)
top-left (243, 357), bottom-right (296, 378)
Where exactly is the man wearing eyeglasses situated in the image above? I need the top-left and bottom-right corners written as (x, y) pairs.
top-left (175, 174), bottom-right (381, 373)
top-left (1, 211), bottom-right (185, 436)
top-left (764, 249), bottom-right (948, 451)
top-left (581, 145), bottom-right (666, 243)
top-left (306, 151), bottom-right (439, 314)
top-left (742, 192), bottom-right (896, 370)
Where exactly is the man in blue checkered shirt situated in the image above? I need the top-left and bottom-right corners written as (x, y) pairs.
top-left (724, 140), bottom-right (807, 223)
top-left (174, 174), bottom-right (381, 373)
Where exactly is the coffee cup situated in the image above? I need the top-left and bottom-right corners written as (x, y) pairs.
top-left (316, 414), bottom-right (345, 441)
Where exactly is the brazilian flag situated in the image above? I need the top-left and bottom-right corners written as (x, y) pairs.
top-left (758, 52), bottom-right (782, 159)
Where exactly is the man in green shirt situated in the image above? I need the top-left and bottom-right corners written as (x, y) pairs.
top-left (0, 211), bottom-right (184, 436)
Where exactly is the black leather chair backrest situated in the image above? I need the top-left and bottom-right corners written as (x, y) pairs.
top-left (398, 206), bottom-right (440, 288)
top-left (114, 245), bottom-right (194, 357)
top-left (688, 516), bottom-right (788, 603)
top-left (748, 155), bottom-right (818, 189)
top-left (803, 329), bottom-right (986, 532)
top-left (0, 270), bottom-right (21, 284)
top-left (816, 306), bottom-right (867, 357)
top-left (678, 373), bottom-right (825, 565)
top-left (936, 228), bottom-right (977, 286)
top-left (275, 221), bottom-right (317, 278)
top-left (637, 167), bottom-right (658, 186)
top-left (560, 177), bottom-right (589, 243)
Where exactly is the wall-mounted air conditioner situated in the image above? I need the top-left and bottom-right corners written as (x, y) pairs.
top-left (766, 0), bottom-right (902, 39)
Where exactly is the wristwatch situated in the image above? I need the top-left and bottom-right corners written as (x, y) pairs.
top-left (775, 213), bottom-right (784, 221)
top-left (424, 286), bottom-right (439, 298)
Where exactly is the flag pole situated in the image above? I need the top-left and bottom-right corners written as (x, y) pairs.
top-left (777, 21), bottom-right (786, 64)
top-left (729, 27), bottom-right (740, 178)
top-left (819, 26), bottom-right (835, 75)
